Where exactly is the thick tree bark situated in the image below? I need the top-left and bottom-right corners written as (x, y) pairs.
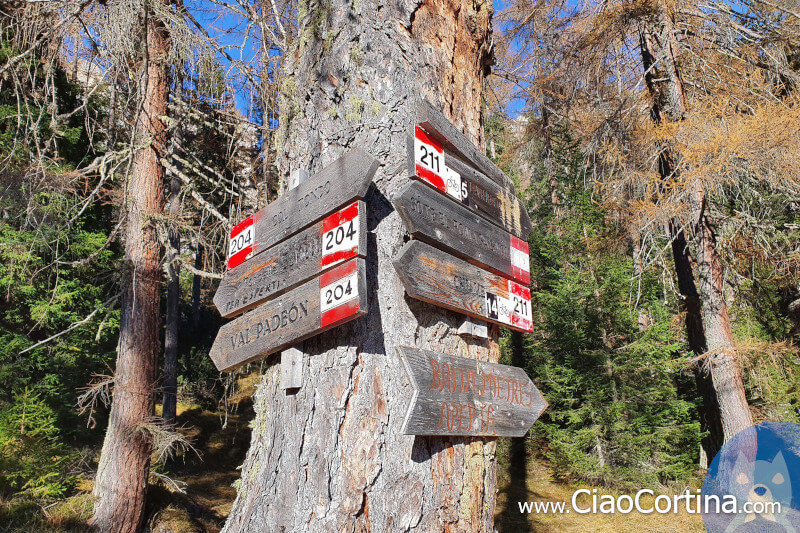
top-left (91, 4), bottom-right (170, 531)
top-left (639, 5), bottom-right (752, 459)
top-left (222, 0), bottom-right (498, 531)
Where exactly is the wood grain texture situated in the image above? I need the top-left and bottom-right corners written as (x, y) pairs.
top-left (245, 148), bottom-right (377, 254)
top-left (398, 346), bottom-right (546, 437)
top-left (407, 136), bottom-right (532, 239)
top-left (214, 201), bottom-right (367, 318)
top-left (281, 346), bottom-right (304, 389)
top-left (445, 156), bottom-right (533, 240)
top-left (210, 258), bottom-right (367, 372)
top-left (394, 240), bottom-right (533, 333)
top-left (393, 181), bottom-right (528, 283)
top-left (413, 99), bottom-right (514, 191)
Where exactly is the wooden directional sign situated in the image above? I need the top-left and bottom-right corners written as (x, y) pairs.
top-left (413, 99), bottom-right (514, 192)
top-left (394, 240), bottom-right (533, 333)
top-left (408, 123), bottom-right (532, 240)
top-left (393, 181), bottom-right (530, 285)
top-left (227, 148), bottom-right (378, 268)
top-left (398, 346), bottom-right (546, 437)
top-left (215, 201), bottom-right (366, 318)
top-left (210, 258), bottom-right (367, 372)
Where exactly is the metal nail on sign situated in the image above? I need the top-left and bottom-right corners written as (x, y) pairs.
top-left (214, 201), bottom-right (366, 318)
top-left (394, 240), bottom-right (533, 333)
top-left (209, 258), bottom-right (367, 372)
top-left (398, 346), bottom-right (547, 437)
top-left (226, 147), bottom-right (378, 269)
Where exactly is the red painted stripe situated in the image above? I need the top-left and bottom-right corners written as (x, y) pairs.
top-left (319, 258), bottom-right (357, 287)
top-left (415, 125), bottom-right (443, 153)
top-left (320, 299), bottom-right (360, 328)
top-left (322, 201), bottom-right (359, 233)
top-left (512, 267), bottom-right (532, 285)
top-left (510, 235), bottom-right (529, 254)
top-left (230, 214), bottom-right (254, 238)
top-left (416, 164), bottom-right (446, 192)
top-left (321, 246), bottom-right (358, 267)
top-left (510, 314), bottom-right (534, 332)
top-left (508, 280), bottom-right (531, 300)
top-left (228, 245), bottom-right (253, 269)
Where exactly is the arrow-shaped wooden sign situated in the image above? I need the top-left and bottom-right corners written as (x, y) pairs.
top-left (393, 181), bottom-right (530, 285)
top-left (408, 117), bottom-right (532, 240)
top-left (215, 200), bottom-right (367, 318)
top-left (413, 99), bottom-right (514, 192)
top-left (210, 258), bottom-right (367, 372)
top-left (398, 346), bottom-right (546, 437)
top-left (227, 148), bottom-right (378, 269)
top-left (393, 240), bottom-right (534, 333)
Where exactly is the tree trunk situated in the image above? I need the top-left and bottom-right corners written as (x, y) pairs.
top-left (222, 0), bottom-right (498, 531)
top-left (639, 5), bottom-right (752, 459)
top-left (191, 243), bottom-right (202, 331)
top-left (163, 74), bottom-right (183, 427)
top-left (91, 4), bottom-right (170, 531)
top-left (162, 137), bottom-right (181, 427)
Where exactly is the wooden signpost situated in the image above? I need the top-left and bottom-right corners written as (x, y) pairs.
top-left (393, 181), bottom-right (530, 285)
top-left (412, 99), bottom-right (515, 192)
top-left (398, 346), bottom-right (546, 436)
top-left (393, 240), bottom-right (533, 333)
top-left (408, 128), bottom-right (532, 240)
top-left (210, 257), bottom-right (368, 372)
top-left (227, 147), bottom-right (378, 269)
top-left (215, 200), bottom-right (367, 318)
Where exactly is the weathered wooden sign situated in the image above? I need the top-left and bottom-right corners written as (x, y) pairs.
top-left (408, 125), bottom-right (532, 240)
top-left (227, 148), bottom-right (378, 268)
top-left (210, 258), bottom-right (367, 372)
top-left (215, 201), bottom-right (366, 318)
top-left (393, 181), bottom-right (530, 285)
top-left (413, 99), bottom-right (514, 192)
top-left (394, 240), bottom-right (533, 333)
top-left (398, 346), bottom-right (546, 436)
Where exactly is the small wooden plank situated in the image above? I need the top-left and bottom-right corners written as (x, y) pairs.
top-left (407, 131), bottom-right (532, 240)
top-left (281, 346), bottom-right (304, 389)
top-left (398, 346), bottom-right (547, 437)
top-left (413, 99), bottom-right (515, 192)
top-left (393, 240), bottom-right (533, 333)
top-left (393, 181), bottom-right (530, 284)
top-left (458, 318), bottom-right (488, 339)
top-left (227, 148), bottom-right (378, 268)
top-left (210, 258), bottom-right (367, 372)
top-left (214, 200), bottom-right (367, 318)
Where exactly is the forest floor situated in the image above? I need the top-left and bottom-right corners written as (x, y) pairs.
top-left (494, 441), bottom-right (706, 532)
top-left (2, 372), bottom-right (706, 532)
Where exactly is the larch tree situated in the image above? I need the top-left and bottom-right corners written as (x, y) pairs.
top-left (222, 0), bottom-right (501, 530)
top-left (90, 0), bottom-right (171, 530)
top-left (498, 0), bottom-right (800, 459)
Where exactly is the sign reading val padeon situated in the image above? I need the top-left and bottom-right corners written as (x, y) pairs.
top-left (209, 258), bottom-right (367, 372)
top-left (398, 346), bottom-right (547, 437)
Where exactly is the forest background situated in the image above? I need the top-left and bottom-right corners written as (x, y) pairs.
top-left (0, 0), bottom-right (799, 530)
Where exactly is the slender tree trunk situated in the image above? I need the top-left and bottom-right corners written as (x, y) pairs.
top-left (162, 123), bottom-right (182, 427)
top-left (191, 243), bottom-right (202, 331)
top-left (91, 4), bottom-right (170, 531)
top-left (639, 5), bottom-right (752, 459)
top-left (222, 0), bottom-right (498, 530)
